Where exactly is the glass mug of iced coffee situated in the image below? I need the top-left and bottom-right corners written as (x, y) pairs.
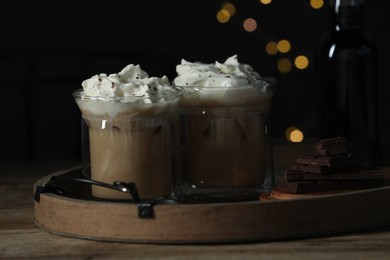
top-left (174, 55), bottom-right (275, 202)
top-left (73, 64), bottom-right (183, 200)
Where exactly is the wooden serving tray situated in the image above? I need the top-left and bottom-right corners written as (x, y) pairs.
top-left (34, 166), bottom-right (390, 244)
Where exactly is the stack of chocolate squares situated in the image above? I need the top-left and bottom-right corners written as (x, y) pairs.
top-left (277, 137), bottom-right (386, 194)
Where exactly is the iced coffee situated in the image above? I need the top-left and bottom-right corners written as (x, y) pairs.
top-left (73, 64), bottom-right (183, 200)
top-left (174, 55), bottom-right (274, 202)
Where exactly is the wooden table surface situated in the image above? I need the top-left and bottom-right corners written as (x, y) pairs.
top-left (2, 160), bottom-right (390, 259)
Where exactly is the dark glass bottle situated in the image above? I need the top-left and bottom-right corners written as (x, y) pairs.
top-left (315, 0), bottom-right (382, 166)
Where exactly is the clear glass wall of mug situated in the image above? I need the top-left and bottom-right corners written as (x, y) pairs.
top-left (73, 88), bottom-right (183, 201)
top-left (178, 78), bottom-right (276, 202)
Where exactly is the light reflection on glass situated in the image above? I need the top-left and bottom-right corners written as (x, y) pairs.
top-left (101, 120), bottom-right (107, 130)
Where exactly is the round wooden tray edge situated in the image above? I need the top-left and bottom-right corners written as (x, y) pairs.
top-left (33, 166), bottom-right (390, 244)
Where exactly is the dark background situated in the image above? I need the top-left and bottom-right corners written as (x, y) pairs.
top-left (1, 0), bottom-right (389, 165)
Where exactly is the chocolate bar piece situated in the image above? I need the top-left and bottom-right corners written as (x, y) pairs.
top-left (277, 179), bottom-right (387, 194)
top-left (285, 169), bottom-right (383, 182)
top-left (296, 154), bottom-right (336, 167)
top-left (296, 153), bottom-right (360, 168)
top-left (315, 136), bottom-right (348, 156)
top-left (288, 163), bottom-right (332, 174)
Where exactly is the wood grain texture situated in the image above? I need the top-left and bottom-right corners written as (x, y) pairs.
top-left (3, 162), bottom-right (390, 258)
top-left (33, 167), bottom-right (390, 244)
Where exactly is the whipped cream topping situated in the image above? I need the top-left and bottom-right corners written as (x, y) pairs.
top-left (173, 55), bottom-right (272, 108)
top-left (174, 55), bottom-right (266, 89)
top-left (80, 64), bottom-right (179, 103)
top-left (75, 64), bottom-right (182, 117)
